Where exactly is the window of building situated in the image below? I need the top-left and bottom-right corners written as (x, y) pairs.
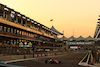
top-left (25, 32), bottom-right (27, 36)
top-left (2, 26), bottom-right (4, 32)
top-left (7, 27), bottom-right (10, 33)
top-left (34, 34), bottom-right (37, 39)
top-left (14, 40), bottom-right (16, 44)
top-left (31, 34), bottom-right (33, 37)
top-left (30, 33), bottom-right (31, 37)
top-left (18, 18), bottom-right (21, 24)
top-left (0, 25), bottom-right (3, 31)
top-left (22, 31), bottom-right (24, 35)
top-left (24, 31), bottom-right (26, 36)
top-left (27, 21), bottom-right (30, 27)
top-left (34, 24), bottom-right (38, 28)
top-left (20, 30), bottom-right (22, 35)
top-left (4, 27), bottom-right (7, 32)
top-left (17, 30), bottom-right (19, 34)
top-left (11, 13), bottom-right (16, 22)
top-left (14, 29), bottom-right (16, 34)
top-left (11, 41), bottom-right (13, 45)
top-left (28, 33), bottom-right (30, 36)
top-left (5, 11), bottom-right (9, 20)
top-left (11, 28), bottom-right (13, 34)
top-left (23, 20), bottom-right (26, 26)
top-left (0, 9), bottom-right (3, 17)
top-left (26, 32), bottom-right (28, 36)
top-left (38, 27), bottom-right (41, 32)
top-left (27, 32), bottom-right (29, 36)
top-left (7, 41), bottom-right (10, 45)
top-left (45, 30), bottom-right (47, 34)
top-left (30, 33), bottom-right (32, 37)
top-left (3, 40), bottom-right (7, 44)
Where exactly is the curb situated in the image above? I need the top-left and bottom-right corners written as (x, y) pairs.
top-left (0, 62), bottom-right (25, 67)
top-left (2, 58), bottom-right (37, 64)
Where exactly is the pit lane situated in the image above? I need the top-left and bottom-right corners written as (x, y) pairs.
top-left (8, 51), bottom-right (86, 67)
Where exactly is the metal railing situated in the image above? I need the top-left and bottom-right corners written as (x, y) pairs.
top-left (78, 51), bottom-right (94, 66)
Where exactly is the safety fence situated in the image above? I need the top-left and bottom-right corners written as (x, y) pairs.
top-left (32, 51), bottom-right (66, 58)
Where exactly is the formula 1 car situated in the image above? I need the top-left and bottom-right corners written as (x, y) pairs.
top-left (45, 58), bottom-right (61, 64)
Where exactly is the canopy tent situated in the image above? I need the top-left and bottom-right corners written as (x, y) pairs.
top-left (76, 36), bottom-right (85, 41)
top-left (60, 36), bottom-right (76, 41)
top-left (60, 36), bottom-right (94, 41)
top-left (60, 36), bottom-right (68, 40)
top-left (51, 26), bottom-right (63, 35)
top-left (68, 36), bottom-right (76, 41)
top-left (85, 36), bottom-right (94, 41)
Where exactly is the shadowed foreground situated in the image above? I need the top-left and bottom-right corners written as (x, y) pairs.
top-left (8, 51), bottom-right (86, 67)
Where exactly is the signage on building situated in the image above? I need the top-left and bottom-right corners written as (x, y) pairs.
top-left (70, 46), bottom-right (78, 49)
top-left (69, 42), bottom-right (92, 44)
top-left (19, 42), bottom-right (32, 47)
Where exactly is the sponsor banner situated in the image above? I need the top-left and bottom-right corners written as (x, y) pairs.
top-left (19, 45), bottom-right (24, 47)
top-left (69, 42), bottom-right (92, 44)
top-left (19, 45), bottom-right (32, 47)
top-left (70, 46), bottom-right (78, 49)
top-left (19, 42), bottom-right (23, 45)
top-left (19, 42), bottom-right (32, 47)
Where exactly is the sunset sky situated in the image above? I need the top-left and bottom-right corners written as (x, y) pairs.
top-left (1, 0), bottom-right (100, 38)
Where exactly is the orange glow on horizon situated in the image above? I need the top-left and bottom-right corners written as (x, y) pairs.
top-left (1, 0), bottom-right (100, 38)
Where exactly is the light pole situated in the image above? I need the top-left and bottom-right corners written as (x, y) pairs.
top-left (63, 31), bottom-right (64, 51)
top-left (73, 29), bottom-right (74, 37)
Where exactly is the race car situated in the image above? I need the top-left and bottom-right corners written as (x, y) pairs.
top-left (45, 58), bottom-right (61, 64)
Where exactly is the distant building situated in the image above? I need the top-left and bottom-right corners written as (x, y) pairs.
top-left (60, 36), bottom-right (94, 51)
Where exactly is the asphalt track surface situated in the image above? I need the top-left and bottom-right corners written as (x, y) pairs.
top-left (8, 51), bottom-right (86, 67)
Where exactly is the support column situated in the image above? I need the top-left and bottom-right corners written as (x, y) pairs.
top-left (8, 12), bottom-right (11, 21)
top-left (3, 10), bottom-right (5, 18)
top-left (21, 30), bottom-right (22, 35)
top-left (29, 22), bottom-right (31, 27)
top-left (43, 48), bottom-right (45, 52)
top-left (16, 16), bottom-right (18, 24)
top-left (38, 42), bottom-right (41, 46)
top-left (25, 20), bottom-right (27, 26)
top-left (21, 18), bottom-right (23, 25)
top-left (17, 39), bottom-right (19, 45)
